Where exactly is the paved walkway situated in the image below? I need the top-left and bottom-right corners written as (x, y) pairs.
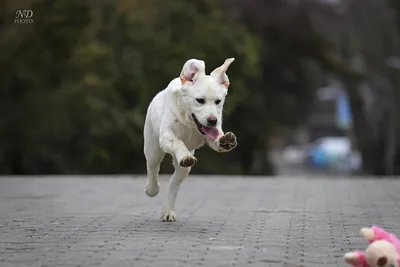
top-left (0, 176), bottom-right (399, 267)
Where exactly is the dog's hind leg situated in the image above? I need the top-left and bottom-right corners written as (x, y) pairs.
top-left (144, 135), bottom-right (165, 198)
top-left (161, 152), bottom-right (193, 222)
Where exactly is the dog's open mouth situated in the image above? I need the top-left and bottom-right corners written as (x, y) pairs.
top-left (192, 114), bottom-right (219, 139)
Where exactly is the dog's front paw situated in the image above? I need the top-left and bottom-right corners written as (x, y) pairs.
top-left (161, 210), bottom-right (177, 222)
top-left (179, 155), bottom-right (197, 168)
top-left (219, 132), bottom-right (237, 151)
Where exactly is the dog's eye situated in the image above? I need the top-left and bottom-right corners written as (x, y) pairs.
top-left (196, 98), bottom-right (205, 104)
top-left (215, 99), bottom-right (221, 105)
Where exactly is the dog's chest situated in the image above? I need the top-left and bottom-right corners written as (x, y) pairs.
top-left (173, 124), bottom-right (205, 150)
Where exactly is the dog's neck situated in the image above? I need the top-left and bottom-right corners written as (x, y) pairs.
top-left (166, 77), bottom-right (197, 129)
top-left (170, 92), bottom-right (193, 128)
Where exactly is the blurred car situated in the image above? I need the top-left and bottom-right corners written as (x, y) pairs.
top-left (281, 145), bottom-right (308, 165)
top-left (307, 136), bottom-right (361, 173)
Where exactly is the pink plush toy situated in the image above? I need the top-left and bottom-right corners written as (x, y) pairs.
top-left (344, 225), bottom-right (400, 267)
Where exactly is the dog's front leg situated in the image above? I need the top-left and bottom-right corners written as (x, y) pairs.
top-left (206, 128), bottom-right (237, 153)
top-left (160, 130), bottom-right (197, 167)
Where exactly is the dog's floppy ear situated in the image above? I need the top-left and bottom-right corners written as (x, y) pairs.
top-left (180, 59), bottom-right (206, 85)
top-left (210, 58), bottom-right (235, 88)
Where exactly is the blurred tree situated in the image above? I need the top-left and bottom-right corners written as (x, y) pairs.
top-left (0, 0), bottom-right (260, 174)
top-left (218, 0), bottom-right (337, 174)
top-left (310, 0), bottom-right (400, 175)
top-left (221, 0), bottom-right (400, 176)
top-left (348, 0), bottom-right (400, 175)
top-left (8, 0), bottom-right (400, 176)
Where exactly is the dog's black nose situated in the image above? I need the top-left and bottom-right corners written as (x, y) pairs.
top-left (207, 116), bottom-right (217, 127)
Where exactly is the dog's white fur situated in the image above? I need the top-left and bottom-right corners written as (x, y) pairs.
top-left (143, 58), bottom-right (237, 222)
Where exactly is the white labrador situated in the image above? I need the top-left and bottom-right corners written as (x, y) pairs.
top-left (143, 58), bottom-right (237, 222)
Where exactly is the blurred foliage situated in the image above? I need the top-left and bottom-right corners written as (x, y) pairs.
top-left (2, 0), bottom-right (399, 175)
top-left (0, 0), bottom-right (260, 174)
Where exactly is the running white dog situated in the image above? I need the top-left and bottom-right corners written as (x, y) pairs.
top-left (143, 58), bottom-right (237, 222)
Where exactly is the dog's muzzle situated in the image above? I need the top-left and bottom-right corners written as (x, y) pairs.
top-left (192, 114), bottom-right (219, 139)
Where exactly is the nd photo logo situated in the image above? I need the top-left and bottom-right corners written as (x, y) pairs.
top-left (14, 9), bottom-right (34, 24)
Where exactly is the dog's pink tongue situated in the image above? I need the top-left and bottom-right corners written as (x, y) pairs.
top-left (202, 127), bottom-right (219, 139)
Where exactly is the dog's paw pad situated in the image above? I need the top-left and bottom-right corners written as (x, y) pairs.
top-left (179, 155), bottom-right (197, 168)
top-left (219, 132), bottom-right (237, 150)
top-left (161, 210), bottom-right (176, 222)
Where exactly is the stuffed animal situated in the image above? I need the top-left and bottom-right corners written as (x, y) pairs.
top-left (344, 225), bottom-right (400, 267)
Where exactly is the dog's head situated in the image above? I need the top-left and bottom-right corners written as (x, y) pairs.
top-left (174, 58), bottom-right (235, 139)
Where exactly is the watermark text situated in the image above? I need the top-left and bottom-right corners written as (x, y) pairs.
top-left (14, 9), bottom-right (34, 24)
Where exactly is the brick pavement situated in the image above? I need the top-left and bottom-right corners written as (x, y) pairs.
top-left (0, 176), bottom-right (399, 267)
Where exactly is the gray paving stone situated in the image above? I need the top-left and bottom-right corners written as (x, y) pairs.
top-left (0, 176), bottom-right (399, 267)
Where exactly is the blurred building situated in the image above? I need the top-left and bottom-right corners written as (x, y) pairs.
top-left (308, 79), bottom-right (349, 142)
top-left (279, 78), bottom-right (362, 175)
top-left (289, 78), bottom-right (349, 145)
